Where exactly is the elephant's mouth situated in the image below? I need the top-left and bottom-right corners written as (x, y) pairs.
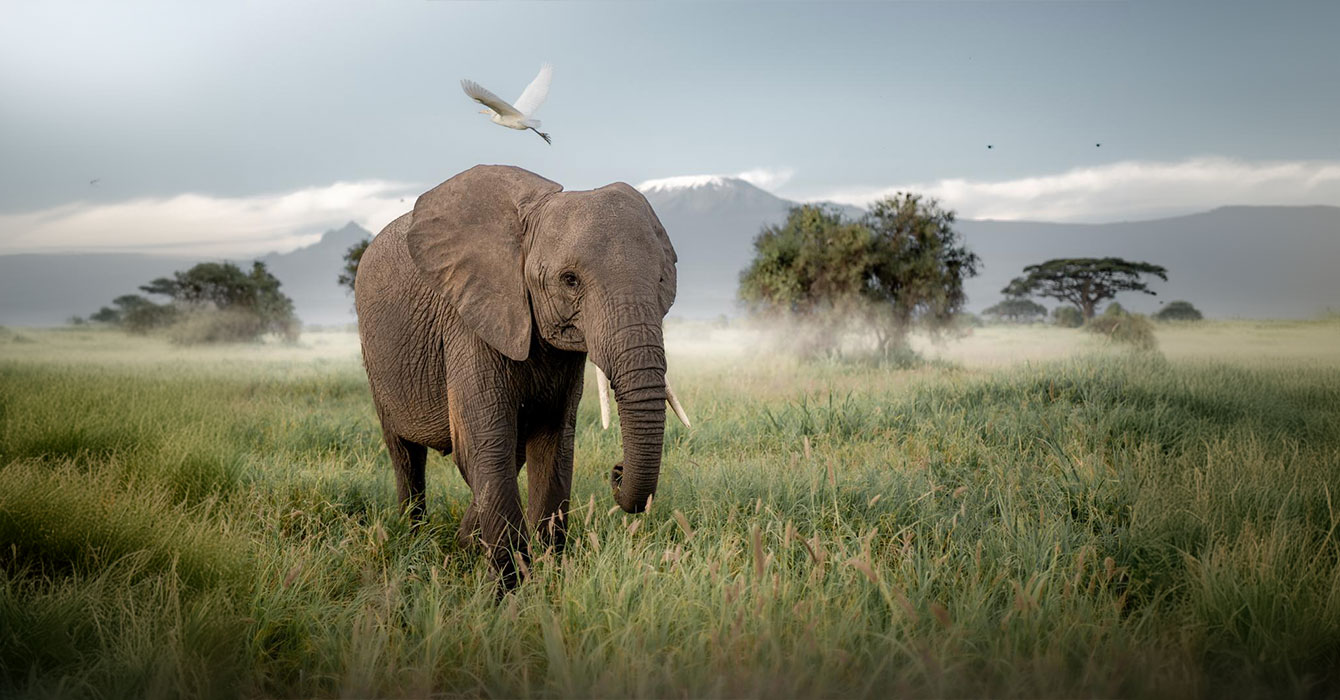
top-left (546, 320), bottom-right (585, 350)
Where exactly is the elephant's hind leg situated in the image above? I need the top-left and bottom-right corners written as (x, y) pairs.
top-left (385, 431), bottom-right (428, 526)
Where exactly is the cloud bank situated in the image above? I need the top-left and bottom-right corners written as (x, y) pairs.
top-left (807, 158), bottom-right (1340, 222)
top-left (0, 180), bottom-right (418, 256)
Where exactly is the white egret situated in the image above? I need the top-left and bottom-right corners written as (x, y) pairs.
top-left (460, 64), bottom-right (553, 144)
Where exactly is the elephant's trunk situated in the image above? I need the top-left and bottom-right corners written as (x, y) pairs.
top-left (592, 308), bottom-right (667, 514)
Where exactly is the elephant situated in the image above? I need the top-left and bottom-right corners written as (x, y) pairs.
top-left (355, 164), bottom-right (687, 591)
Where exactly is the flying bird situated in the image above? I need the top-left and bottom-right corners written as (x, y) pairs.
top-left (461, 64), bottom-right (553, 144)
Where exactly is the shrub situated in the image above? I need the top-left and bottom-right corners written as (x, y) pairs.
top-left (1102, 302), bottom-right (1126, 317)
top-left (1052, 306), bottom-right (1084, 328)
top-left (1085, 312), bottom-right (1158, 351)
top-left (1155, 300), bottom-right (1204, 322)
top-left (982, 298), bottom-right (1047, 323)
top-left (167, 310), bottom-right (296, 345)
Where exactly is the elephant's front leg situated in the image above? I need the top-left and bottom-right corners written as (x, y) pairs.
top-left (451, 395), bottom-right (528, 592)
top-left (525, 420), bottom-right (576, 557)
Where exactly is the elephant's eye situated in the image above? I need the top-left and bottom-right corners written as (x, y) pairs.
top-left (560, 271), bottom-right (580, 289)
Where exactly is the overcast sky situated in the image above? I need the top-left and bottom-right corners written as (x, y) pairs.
top-left (2, 0), bottom-right (1338, 255)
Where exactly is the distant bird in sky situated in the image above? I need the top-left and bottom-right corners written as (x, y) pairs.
top-left (987, 145), bottom-right (993, 149)
top-left (461, 64), bottom-right (553, 144)
top-left (1096, 143), bottom-right (1102, 147)
top-left (89, 178), bottom-right (100, 186)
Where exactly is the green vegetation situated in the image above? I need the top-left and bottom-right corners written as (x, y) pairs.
top-left (739, 196), bottom-right (979, 355)
top-left (339, 238), bottom-right (372, 295)
top-left (1084, 306), bottom-right (1159, 352)
top-left (2, 324), bottom-right (1339, 698)
top-left (1051, 305), bottom-right (1084, 328)
top-left (983, 297), bottom-right (1048, 324)
top-left (1156, 300), bottom-right (1205, 322)
top-left (92, 261), bottom-right (298, 343)
top-left (1004, 258), bottom-right (1169, 320)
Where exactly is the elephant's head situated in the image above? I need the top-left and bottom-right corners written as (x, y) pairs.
top-left (406, 164), bottom-right (678, 513)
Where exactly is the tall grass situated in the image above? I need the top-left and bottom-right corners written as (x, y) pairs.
top-left (1, 327), bottom-right (1338, 697)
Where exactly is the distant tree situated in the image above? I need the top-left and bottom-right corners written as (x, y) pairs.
top-left (1154, 300), bottom-right (1203, 322)
top-left (112, 294), bottom-right (177, 333)
top-left (90, 306), bottom-right (121, 324)
top-left (338, 238), bottom-right (372, 295)
top-left (982, 297), bottom-right (1047, 323)
top-left (1003, 258), bottom-right (1167, 320)
top-left (739, 195), bottom-right (979, 354)
top-left (66, 315), bottom-right (87, 326)
top-left (140, 261), bottom-right (298, 339)
top-left (861, 193), bottom-right (981, 348)
top-left (1052, 305), bottom-right (1084, 328)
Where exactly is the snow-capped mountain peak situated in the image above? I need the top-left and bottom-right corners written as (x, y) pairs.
top-left (636, 174), bottom-right (746, 193)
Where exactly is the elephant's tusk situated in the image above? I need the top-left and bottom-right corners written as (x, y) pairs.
top-left (665, 378), bottom-right (691, 428)
top-left (595, 364), bottom-right (612, 430)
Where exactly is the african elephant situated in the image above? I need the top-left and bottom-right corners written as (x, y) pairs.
top-left (355, 164), bottom-right (685, 591)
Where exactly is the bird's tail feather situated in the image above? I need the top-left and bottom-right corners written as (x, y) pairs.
top-left (523, 118), bottom-right (542, 129)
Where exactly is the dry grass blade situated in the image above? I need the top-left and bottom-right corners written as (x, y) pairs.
top-left (282, 562), bottom-right (302, 588)
top-left (673, 510), bottom-right (695, 540)
top-left (627, 519), bottom-right (641, 536)
top-left (845, 557), bottom-right (878, 584)
top-left (930, 602), bottom-right (952, 628)
top-left (751, 524), bottom-right (765, 578)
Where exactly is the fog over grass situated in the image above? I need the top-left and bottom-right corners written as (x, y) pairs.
top-left (2, 321), bottom-right (1339, 697)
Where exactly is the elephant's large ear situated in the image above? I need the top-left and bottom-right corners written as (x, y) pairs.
top-left (407, 165), bottom-right (562, 361)
top-left (606, 182), bottom-right (678, 314)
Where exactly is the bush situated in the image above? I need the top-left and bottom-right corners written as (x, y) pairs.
top-left (1102, 302), bottom-right (1126, 317)
top-left (122, 300), bottom-right (178, 334)
top-left (982, 297), bottom-right (1047, 324)
top-left (167, 310), bottom-right (296, 345)
top-left (1155, 300), bottom-right (1203, 322)
top-left (1052, 306), bottom-right (1084, 328)
top-left (1085, 312), bottom-right (1157, 351)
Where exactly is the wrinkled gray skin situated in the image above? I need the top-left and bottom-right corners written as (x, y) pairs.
top-left (355, 165), bottom-right (677, 591)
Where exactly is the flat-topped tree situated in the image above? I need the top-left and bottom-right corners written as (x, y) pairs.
top-left (1003, 257), bottom-right (1167, 320)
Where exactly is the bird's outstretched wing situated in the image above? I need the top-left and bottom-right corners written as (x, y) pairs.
top-left (461, 79), bottom-right (522, 118)
top-left (511, 64), bottom-right (552, 117)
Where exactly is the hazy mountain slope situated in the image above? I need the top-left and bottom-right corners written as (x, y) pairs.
top-left (0, 253), bottom-right (197, 326)
top-left (259, 222), bottom-right (371, 326)
top-left (639, 176), bottom-right (865, 318)
top-left (638, 176), bottom-right (1338, 319)
top-left (958, 206), bottom-right (1340, 319)
top-left (0, 222), bottom-right (373, 327)
top-left (639, 177), bottom-right (796, 319)
top-left (3, 187), bottom-right (1335, 326)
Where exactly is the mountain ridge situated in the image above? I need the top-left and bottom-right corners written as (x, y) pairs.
top-left (1, 185), bottom-right (1336, 325)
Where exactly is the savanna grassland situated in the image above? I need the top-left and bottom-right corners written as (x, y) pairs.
top-left (2, 321), bottom-right (1339, 698)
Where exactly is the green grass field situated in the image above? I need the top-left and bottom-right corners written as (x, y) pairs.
top-left (2, 321), bottom-right (1339, 698)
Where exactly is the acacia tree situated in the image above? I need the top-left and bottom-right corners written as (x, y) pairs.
top-left (1002, 257), bottom-right (1167, 320)
top-left (338, 238), bottom-right (371, 294)
top-left (739, 195), bottom-right (979, 354)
